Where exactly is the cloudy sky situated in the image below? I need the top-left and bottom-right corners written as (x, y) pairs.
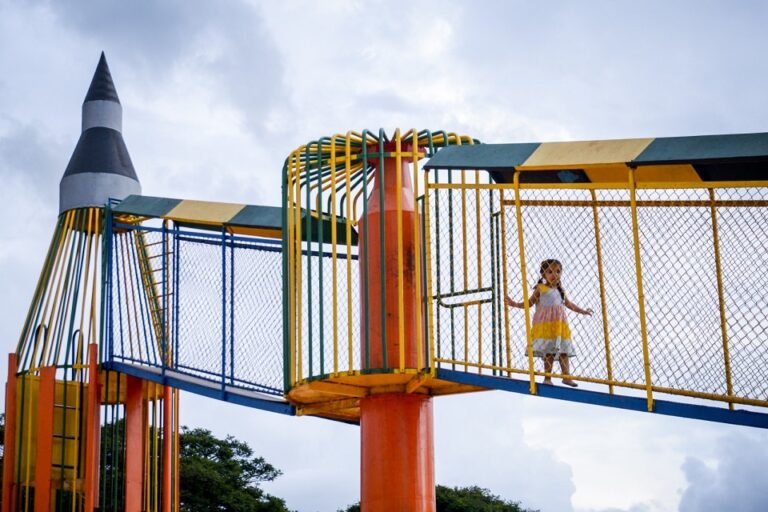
top-left (2, 1), bottom-right (768, 511)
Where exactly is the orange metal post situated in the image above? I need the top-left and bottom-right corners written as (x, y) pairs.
top-left (162, 385), bottom-right (173, 512)
top-left (125, 375), bottom-right (145, 511)
top-left (34, 366), bottom-right (56, 512)
top-left (359, 141), bottom-right (421, 369)
top-left (2, 354), bottom-right (18, 512)
top-left (360, 393), bottom-right (435, 511)
top-left (84, 344), bottom-right (101, 511)
top-left (358, 141), bottom-right (435, 511)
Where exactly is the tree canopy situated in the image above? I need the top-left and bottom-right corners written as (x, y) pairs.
top-left (340, 485), bottom-right (538, 512)
top-left (179, 427), bottom-right (291, 512)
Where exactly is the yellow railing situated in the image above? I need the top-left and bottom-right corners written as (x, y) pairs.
top-left (426, 172), bottom-right (768, 410)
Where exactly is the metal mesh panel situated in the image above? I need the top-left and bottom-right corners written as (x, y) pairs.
top-left (108, 224), bottom-right (284, 396)
top-left (426, 173), bottom-right (768, 409)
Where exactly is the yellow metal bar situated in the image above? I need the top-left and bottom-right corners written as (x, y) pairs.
top-left (287, 154), bottom-right (296, 387)
top-left (501, 199), bottom-right (768, 208)
top-left (429, 180), bottom-right (768, 191)
top-left (709, 188), bottom-right (734, 410)
top-left (499, 190), bottom-right (512, 379)
top-left (88, 210), bottom-right (101, 347)
top-left (330, 138), bottom-right (339, 374)
top-left (395, 129), bottom-right (405, 371)
top-left (411, 131), bottom-right (424, 370)
top-left (513, 172), bottom-right (536, 394)
top-left (463, 304), bottom-right (469, 371)
top-left (422, 171), bottom-right (437, 377)
top-left (36, 209), bottom-right (76, 366)
top-left (628, 167), bottom-right (654, 412)
top-left (475, 168), bottom-right (482, 371)
top-left (345, 133), bottom-right (354, 373)
top-left (294, 151), bottom-right (303, 382)
top-left (590, 191), bottom-right (614, 394)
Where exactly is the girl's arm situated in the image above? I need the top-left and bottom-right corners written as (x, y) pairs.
top-left (565, 298), bottom-right (593, 316)
top-left (505, 288), bottom-right (540, 309)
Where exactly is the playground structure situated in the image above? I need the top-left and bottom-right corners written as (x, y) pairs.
top-left (3, 55), bottom-right (768, 511)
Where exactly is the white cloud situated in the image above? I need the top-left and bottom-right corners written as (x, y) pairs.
top-left (3, 1), bottom-right (768, 511)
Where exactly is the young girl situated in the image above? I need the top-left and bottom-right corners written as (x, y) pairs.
top-left (505, 259), bottom-right (593, 387)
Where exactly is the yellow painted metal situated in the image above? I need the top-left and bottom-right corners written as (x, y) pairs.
top-left (475, 168), bottom-right (483, 372)
top-left (395, 129), bottom-right (405, 372)
top-left (628, 167), bottom-right (654, 412)
top-left (411, 130), bottom-right (424, 371)
top-left (519, 138), bottom-right (654, 169)
top-left (294, 150), bottom-right (303, 382)
top-left (287, 153), bottom-right (296, 386)
top-left (512, 172), bottom-right (536, 394)
top-left (166, 199), bottom-right (245, 226)
top-left (590, 190), bottom-right (614, 394)
top-left (345, 133), bottom-right (354, 373)
top-left (330, 137), bottom-right (339, 374)
top-left (422, 170), bottom-right (437, 378)
top-left (709, 188), bottom-right (735, 410)
top-left (498, 189), bottom-right (513, 380)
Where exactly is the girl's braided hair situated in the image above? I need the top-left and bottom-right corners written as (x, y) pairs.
top-left (535, 259), bottom-right (566, 300)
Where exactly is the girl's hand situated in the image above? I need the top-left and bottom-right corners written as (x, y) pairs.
top-left (505, 296), bottom-right (518, 308)
top-left (582, 308), bottom-right (594, 316)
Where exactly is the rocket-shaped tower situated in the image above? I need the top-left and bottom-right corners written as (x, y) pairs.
top-left (4, 54), bottom-right (177, 512)
top-left (59, 52), bottom-right (141, 213)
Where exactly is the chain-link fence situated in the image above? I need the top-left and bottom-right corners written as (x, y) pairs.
top-left (426, 171), bottom-right (768, 409)
top-left (108, 222), bottom-right (284, 396)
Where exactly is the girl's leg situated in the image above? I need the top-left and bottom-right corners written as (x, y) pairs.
top-left (543, 355), bottom-right (554, 384)
top-left (559, 354), bottom-right (578, 387)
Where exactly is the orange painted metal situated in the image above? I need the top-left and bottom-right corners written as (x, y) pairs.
top-left (358, 142), bottom-right (435, 511)
top-left (84, 344), bottom-right (101, 511)
top-left (162, 385), bottom-right (173, 512)
top-left (358, 141), bottom-right (422, 369)
top-left (125, 375), bottom-right (145, 511)
top-left (2, 354), bottom-right (18, 512)
top-left (34, 366), bottom-right (56, 512)
top-left (360, 393), bottom-right (435, 511)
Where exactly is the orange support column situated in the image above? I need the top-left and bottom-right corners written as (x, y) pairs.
top-left (360, 393), bottom-right (435, 511)
top-left (84, 344), bottom-right (101, 511)
top-left (162, 386), bottom-right (173, 512)
top-left (359, 140), bottom-right (434, 511)
top-left (125, 376), bottom-right (145, 511)
top-left (34, 366), bottom-right (56, 512)
top-left (2, 354), bottom-right (18, 512)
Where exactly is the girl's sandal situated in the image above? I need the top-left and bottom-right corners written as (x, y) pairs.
top-left (562, 379), bottom-right (578, 387)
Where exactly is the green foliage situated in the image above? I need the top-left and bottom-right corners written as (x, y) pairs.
top-left (339, 485), bottom-right (538, 512)
top-left (179, 426), bottom-right (291, 512)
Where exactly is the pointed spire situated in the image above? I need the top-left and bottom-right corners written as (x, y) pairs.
top-left (59, 53), bottom-right (141, 214)
top-left (84, 52), bottom-right (120, 104)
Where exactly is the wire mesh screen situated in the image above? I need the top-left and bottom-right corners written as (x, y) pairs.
top-left (108, 223), bottom-right (284, 396)
top-left (426, 173), bottom-right (768, 409)
top-left (292, 242), bottom-right (361, 381)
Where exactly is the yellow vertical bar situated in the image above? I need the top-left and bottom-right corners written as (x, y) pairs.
top-left (709, 188), bottom-right (734, 410)
top-left (89, 210), bottom-right (101, 347)
top-left (460, 161), bottom-right (469, 372)
top-left (475, 167), bottom-right (482, 372)
top-left (628, 168), bottom-right (654, 412)
top-left (294, 150), bottom-right (303, 382)
top-left (395, 129), bottom-right (405, 371)
top-left (499, 189), bottom-right (513, 379)
top-left (287, 154), bottom-right (296, 386)
top-left (411, 130), bottom-right (424, 370)
top-left (330, 137), bottom-right (339, 374)
top-left (590, 191), bottom-right (614, 394)
top-left (513, 172), bottom-right (536, 394)
top-left (345, 133), bottom-right (354, 373)
top-left (422, 169), bottom-right (437, 377)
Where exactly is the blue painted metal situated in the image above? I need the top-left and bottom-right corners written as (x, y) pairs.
top-left (104, 361), bottom-right (295, 416)
top-left (436, 368), bottom-right (768, 429)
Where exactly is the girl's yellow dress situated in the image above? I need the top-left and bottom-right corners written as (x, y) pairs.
top-left (530, 284), bottom-right (575, 358)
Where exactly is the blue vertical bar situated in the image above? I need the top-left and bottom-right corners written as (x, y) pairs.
top-left (162, 220), bottom-right (168, 376)
top-left (221, 228), bottom-right (227, 391)
top-left (174, 223), bottom-right (180, 369)
top-left (229, 231), bottom-right (235, 385)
